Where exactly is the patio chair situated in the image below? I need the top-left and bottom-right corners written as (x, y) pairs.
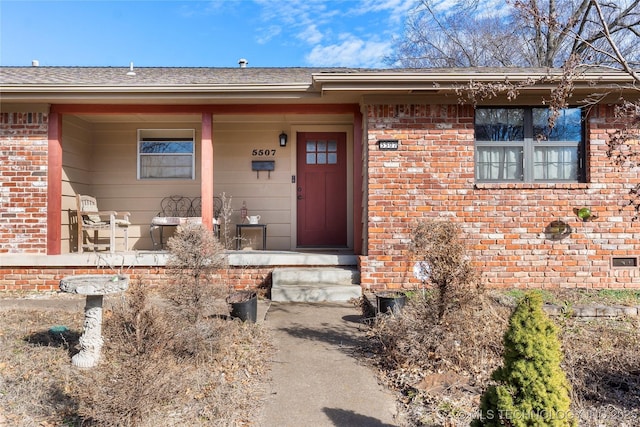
top-left (76, 194), bottom-right (130, 253)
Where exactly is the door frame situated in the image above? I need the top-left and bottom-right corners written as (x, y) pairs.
top-left (289, 124), bottom-right (353, 250)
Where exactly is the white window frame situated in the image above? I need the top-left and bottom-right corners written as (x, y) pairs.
top-left (137, 129), bottom-right (195, 180)
top-left (474, 107), bottom-right (585, 183)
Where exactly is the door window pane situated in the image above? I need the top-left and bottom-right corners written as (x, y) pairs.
top-left (306, 153), bottom-right (316, 164)
top-left (306, 138), bottom-right (339, 165)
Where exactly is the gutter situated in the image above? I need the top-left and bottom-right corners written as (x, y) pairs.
top-left (311, 71), bottom-right (638, 92)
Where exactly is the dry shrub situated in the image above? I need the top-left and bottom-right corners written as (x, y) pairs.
top-left (68, 280), bottom-right (272, 426)
top-left (409, 220), bottom-right (481, 320)
top-left (163, 223), bottom-right (228, 323)
top-left (561, 317), bottom-right (640, 426)
top-left (0, 309), bottom-right (82, 426)
top-left (367, 292), bottom-right (510, 425)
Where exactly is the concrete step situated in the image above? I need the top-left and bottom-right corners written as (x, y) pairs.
top-left (271, 267), bottom-right (362, 302)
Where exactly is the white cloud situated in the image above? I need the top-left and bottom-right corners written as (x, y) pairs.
top-left (297, 24), bottom-right (323, 45)
top-left (249, 0), bottom-right (410, 67)
top-left (353, 0), bottom-right (417, 23)
top-left (305, 35), bottom-right (392, 67)
top-left (256, 25), bottom-right (282, 44)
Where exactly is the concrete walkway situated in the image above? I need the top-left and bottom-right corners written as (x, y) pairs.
top-left (259, 302), bottom-right (399, 427)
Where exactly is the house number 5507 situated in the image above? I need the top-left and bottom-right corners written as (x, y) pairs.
top-left (252, 149), bottom-right (277, 156)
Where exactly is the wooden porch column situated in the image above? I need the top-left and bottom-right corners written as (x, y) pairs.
top-left (47, 112), bottom-right (62, 254)
top-left (353, 108), bottom-right (364, 255)
top-left (201, 113), bottom-right (214, 230)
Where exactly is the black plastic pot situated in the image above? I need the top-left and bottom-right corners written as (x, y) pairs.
top-left (227, 291), bottom-right (257, 323)
top-left (376, 291), bottom-right (407, 314)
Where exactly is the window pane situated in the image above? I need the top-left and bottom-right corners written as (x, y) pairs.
top-left (533, 147), bottom-right (578, 180)
top-left (306, 141), bottom-right (316, 152)
top-left (317, 140), bottom-right (326, 151)
top-left (306, 153), bottom-right (316, 164)
top-left (140, 155), bottom-right (192, 179)
top-left (476, 146), bottom-right (523, 181)
top-left (328, 140), bottom-right (337, 151)
top-left (475, 108), bottom-right (524, 141)
top-left (317, 153), bottom-right (327, 164)
top-left (533, 108), bottom-right (582, 141)
top-left (140, 141), bottom-right (193, 154)
top-left (328, 153), bottom-right (337, 164)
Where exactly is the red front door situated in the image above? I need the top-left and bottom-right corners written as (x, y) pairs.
top-left (296, 132), bottom-right (347, 247)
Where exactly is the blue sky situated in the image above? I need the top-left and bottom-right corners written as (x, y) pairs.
top-left (0, 0), bottom-right (418, 68)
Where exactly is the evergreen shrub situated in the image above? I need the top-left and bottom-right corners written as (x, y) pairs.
top-left (472, 291), bottom-right (576, 426)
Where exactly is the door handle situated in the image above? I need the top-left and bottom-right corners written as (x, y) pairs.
top-left (297, 195), bottom-right (303, 200)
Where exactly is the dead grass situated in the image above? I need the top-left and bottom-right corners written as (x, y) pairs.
top-left (364, 289), bottom-right (640, 426)
top-left (0, 287), bottom-right (273, 426)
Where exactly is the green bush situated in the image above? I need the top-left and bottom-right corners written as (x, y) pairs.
top-left (472, 291), bottom-right (576, 427)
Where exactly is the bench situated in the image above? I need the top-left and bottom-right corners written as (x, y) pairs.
top-left (150, 196), bottom-right (221, 249)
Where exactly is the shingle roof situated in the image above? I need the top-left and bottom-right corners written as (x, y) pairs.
top-left (0, 66), bottom-right (366, 86)
top-left (1, 66), bottom-right (586, 86)
top-left (1, 66), bottom-right (634, 99)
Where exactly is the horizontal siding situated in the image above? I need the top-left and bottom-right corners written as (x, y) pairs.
top-left (60, 116), bottom-right (355, 252)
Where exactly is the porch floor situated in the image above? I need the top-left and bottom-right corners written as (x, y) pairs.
top-left (0, 250), bottom-right (358, 268)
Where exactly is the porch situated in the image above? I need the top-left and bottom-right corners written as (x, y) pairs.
top-left (50, 106), bottom-right (363, 256)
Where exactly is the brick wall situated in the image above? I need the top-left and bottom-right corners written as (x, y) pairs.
top-left (0, 265), bottom-right (272, 294)
top-left (0, 112), bottom-right (49, 254)
top-left (361, 103), bottom-right (640, 291)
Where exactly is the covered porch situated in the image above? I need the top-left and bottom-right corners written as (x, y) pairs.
top-left (47, 104), bottom-right (364, 256)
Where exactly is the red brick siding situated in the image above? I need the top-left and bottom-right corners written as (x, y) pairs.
top-left (0, 266), bottom-right (272, 294)
top-left (361, 103), bottom-right (640, 290)
top-left (0, 112), bottom-right (49, 254)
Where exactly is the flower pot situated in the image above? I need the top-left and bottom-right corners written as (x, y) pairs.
top-left (376, 291), bottom-right (407, 314)
top-left (227, 291), bottom-right (257, 323)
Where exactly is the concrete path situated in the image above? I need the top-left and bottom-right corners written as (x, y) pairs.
top-left (259, 302), bottom-right (399, 427)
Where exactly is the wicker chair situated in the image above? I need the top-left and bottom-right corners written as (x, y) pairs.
top-left (76, 194), bottom-right (130, 253)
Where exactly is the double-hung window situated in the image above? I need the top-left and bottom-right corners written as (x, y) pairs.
top-left (137, 129), bottom-right (195, 180)
top-left (475, 107), bottom-right (584, 182)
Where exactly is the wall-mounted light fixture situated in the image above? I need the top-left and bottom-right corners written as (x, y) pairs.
top-left (279, 131), bottom-right (288, 147)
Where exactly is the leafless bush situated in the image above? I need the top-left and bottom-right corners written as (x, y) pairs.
top-left (561, 317), bottom-right (640, 426)
top-left (218, 192), bottom-right (235, 250)
top-left (68, 280), bottom-right (273, 426)
top-left (409, 220), bottom-right (482, 320)
top-left (364, 292), bottom-right (508, 426)
top-left (369, 293), bottom-right (508, 386)
top-left (163, 222), bottom-right (228, 322)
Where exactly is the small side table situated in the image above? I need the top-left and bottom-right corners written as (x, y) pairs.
top-left (236, 224), bottom-right (267, 250)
